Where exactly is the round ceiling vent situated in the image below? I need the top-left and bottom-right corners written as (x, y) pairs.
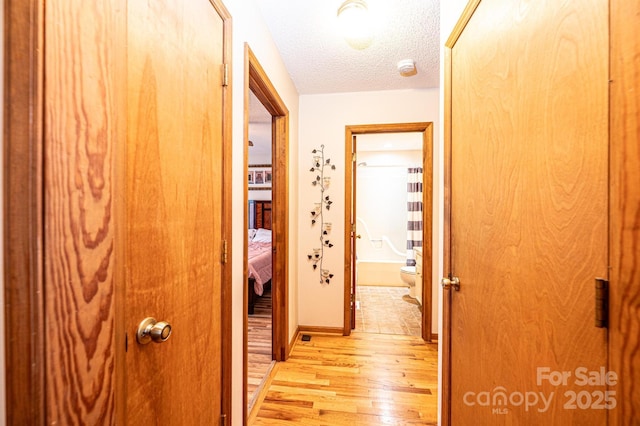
top-left (397, 59), bottom-right (417, 76)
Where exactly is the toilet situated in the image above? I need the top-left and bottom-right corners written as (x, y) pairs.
top-left (400, 266), bottom-right (416, 297)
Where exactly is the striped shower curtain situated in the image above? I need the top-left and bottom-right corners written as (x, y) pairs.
top-left (406, 167), bottom-right (423, 266)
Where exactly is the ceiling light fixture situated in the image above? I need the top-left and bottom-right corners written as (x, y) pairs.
top-left (337, 0), bottom-right (374, 50)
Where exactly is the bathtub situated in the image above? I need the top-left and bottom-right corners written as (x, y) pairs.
top-left (356, 260), bottom-right (406, 287)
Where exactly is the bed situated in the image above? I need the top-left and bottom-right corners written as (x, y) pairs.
top-left (248, 200), bottom-right (272, 314)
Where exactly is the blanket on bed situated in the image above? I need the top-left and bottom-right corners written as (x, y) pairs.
top-left (248, 241), bottom-right (272, 296)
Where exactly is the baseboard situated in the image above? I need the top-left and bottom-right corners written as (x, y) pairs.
top-left (297, 325), bottom-right (345, 335)
top-left (288, 325), bottom-right (300, 355)
top-left (430, 333), bottom-right (439, 342)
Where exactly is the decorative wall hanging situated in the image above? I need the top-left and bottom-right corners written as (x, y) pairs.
top-left (307, 144), bottom-right (336, 284)
top-left (248, 164), bottom-right (272, 190)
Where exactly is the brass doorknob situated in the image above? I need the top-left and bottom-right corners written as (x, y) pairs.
top-left (136, 317), bottom-right (172, 344)
top-left (441, 276), bottom-right (460, 291)
top-left (356, 234), bottom-right (361, 239)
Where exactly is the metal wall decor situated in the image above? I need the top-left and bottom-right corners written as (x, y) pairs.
top-left (307, 144), bottom-right (336, 284)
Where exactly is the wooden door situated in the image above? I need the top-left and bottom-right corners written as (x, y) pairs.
top-left (446, 0), bottom-right (608, 423)
top-left (125, 0), bottom-right (225, 424)
top-left (8, 0), bottom-right (229, 423)
top-left (350, 135), bottom-right (358, 329)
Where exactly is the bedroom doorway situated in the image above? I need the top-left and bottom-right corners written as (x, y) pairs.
top-left (243, 45), bottom-right (290, 423)
top-left (344, 123), bottom-right (435, 342)
top-left (246, 90), bottom-right (274, 412)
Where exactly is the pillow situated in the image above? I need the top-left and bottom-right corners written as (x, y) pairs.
top-left (252, 228), bottom-right (272, 243)
top-left (248, 229), bottom-right (257, 241)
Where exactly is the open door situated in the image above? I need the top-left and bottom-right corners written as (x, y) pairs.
top-left (349, 135), bottom-right (357, 330)
top-left (444, 0), bottom-right (609, 423)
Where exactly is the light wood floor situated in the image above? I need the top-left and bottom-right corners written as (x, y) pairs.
top-left (248, 287), bottom-right (274, 409)
top-left (250, 332), bottom-right (438, 425)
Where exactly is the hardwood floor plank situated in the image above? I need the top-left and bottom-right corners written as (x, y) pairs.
top-left (251, 332), bottom-right (438, 425)
top-left (248, 288), bottom-right (274, 408)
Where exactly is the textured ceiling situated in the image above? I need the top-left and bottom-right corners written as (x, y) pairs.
top-left (255, 0), bottom-right (441, 94)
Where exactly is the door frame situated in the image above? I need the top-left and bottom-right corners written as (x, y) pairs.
top-left (3, 0), bottom-right (233, 422)
top-left (343, 122), bottom-right (434, 341)
top-left (242, 44), bottom-right (290, 423)
top-left (441, 3), bottom-right (481, 424)
top-left (607, 0), bottom-right (640, 421)
top-left (4, 1), bottom-right (46, 422)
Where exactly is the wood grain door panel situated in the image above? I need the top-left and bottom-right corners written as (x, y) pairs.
top-left (449, 0), bottom-right (608, 423)
top-left (43, 0), bottom-right (124, 422)
top-left (125, 0), bottom-right (224, 423)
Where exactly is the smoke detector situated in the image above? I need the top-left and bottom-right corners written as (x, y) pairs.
top-left (397, 59), bottom-right (417, 77)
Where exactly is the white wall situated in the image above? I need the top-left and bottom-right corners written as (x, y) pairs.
top-left (222, 0), bottom-right (299, 422)
top-left (247, 190), bottom-right (272, 202)
top-left (356, 150), bottom-right (422, 262)
top-left (437, 1), bottom-right (473, 424)
top-left (298, 89), bottom-right (440, 331)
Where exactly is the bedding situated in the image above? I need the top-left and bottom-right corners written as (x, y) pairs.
top-left (252, 228), bottom-right (271, 243)
top-left (248, 228), bottom-right (272, 296)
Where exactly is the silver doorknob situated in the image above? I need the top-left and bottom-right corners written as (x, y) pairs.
top-left (441, 276), bottom-right (460, 291)
top-left (136, 317), bottom-right (172, 344)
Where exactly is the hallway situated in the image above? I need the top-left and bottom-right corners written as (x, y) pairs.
top-left (249, 332), bottom-right (438, 425)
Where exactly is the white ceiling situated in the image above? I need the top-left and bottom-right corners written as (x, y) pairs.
top-left (249, 1), bottom-right (441, 156)
top-left (255, 0), bottom-right (441, 95)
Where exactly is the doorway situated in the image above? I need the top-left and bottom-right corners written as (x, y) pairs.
top-left (353, 133), bottom-right (424, 337)
top-left (343, 122), bottom-right (435, 342)
top-left (243, 44), bottom-right (290, 423)
top-left (246, 90), bottom-right (274, 411)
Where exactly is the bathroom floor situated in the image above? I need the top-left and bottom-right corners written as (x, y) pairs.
top-left (354, 285), bottom-right (422, 337)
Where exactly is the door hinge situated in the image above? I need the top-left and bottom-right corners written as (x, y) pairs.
top-left (352, 152), bottom-right (357, 163)
top-left (222, 63), bottom-right (229, 87)
top-left (222, 240), bottom-right (228, 264)
top-left (220, 413), bottom-right (227, 426)
top-left (595, 278), bottom-right (608, 328)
